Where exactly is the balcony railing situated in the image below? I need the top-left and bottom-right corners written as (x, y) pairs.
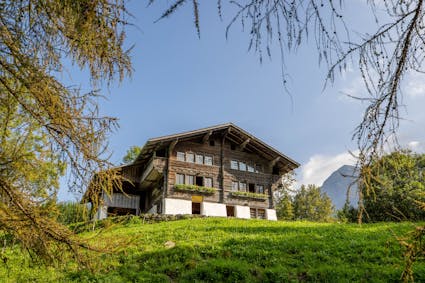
top-left (140, 157), bottom-right (166, 183)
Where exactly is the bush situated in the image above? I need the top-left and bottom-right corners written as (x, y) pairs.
top-left (56, 201), bottom-right (89, 225)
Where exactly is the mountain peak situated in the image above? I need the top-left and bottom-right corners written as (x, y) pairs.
top-left (321, 165), bottom-right (358, 210)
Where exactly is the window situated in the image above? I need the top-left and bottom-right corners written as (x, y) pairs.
top-left (195, 154), bottom-right (204, 164)
top-left (239, 182), bottom-right (247, 192)
top-left (177, 152), bottom-right (185, 161)
top-left (204, 177), bottom-right (213, 188)
top-left (209, 140), bottom-right (215, 146)
top-left (250, 208), bottom-right (266, 219)
top-left (256, 185), bottom-right (264, 194)
top-left (230, 160), bottom-right (238, 170)
top-left (239, 162), bottom-right (246, 171)
top-left (248, 183), bottom-right (255, 193)
top-left (255, 164), bottom-right (262, 173)
top-left (247, 164), bottom-right (255, 172)
top-left (177, 152), bottom-right (213, 166)
top-left (176, 174), bottom-right (184, 184)
top-left (196, 176), bottom-right (203, 186)
top-left (230, 144), bottom-right (236, 150)
top-left (250, 208), bottom-right (257, 219)
top-left (232, 181), bottom-right (239, 191)
top-left (186, 152), bottom-right (195, 163)
top-left (204, 156), bottom-right (213, 165)
top-left (186, 175), bottom-right (194, 185)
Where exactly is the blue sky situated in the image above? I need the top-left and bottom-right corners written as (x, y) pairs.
top-left (58, 1), bottom-right (425, 201)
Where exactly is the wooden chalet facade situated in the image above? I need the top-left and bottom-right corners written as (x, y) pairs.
top-left (91, 123), bottom-right (299, 220)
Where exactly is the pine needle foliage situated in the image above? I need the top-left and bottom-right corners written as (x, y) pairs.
top-left (0, 0), bottom-right (131, 264)
top-left (362, 151), bottom-right (425, 222)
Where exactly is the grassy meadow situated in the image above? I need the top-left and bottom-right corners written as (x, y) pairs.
top-left (1, 217), bottom-right (424, 282)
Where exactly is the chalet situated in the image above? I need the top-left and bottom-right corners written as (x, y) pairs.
top-left (87, 123), bottom-right (299, 220)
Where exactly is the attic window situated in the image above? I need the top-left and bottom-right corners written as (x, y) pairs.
top-left (195, 154), bottom-right (204, 164)
top-left (272, 166), bottom-right (279, 175)
top-left (239, 162), bottom-right (247, 171)
top-left (230, 144), bottom-right (236, 150)
top-left (186, 153), bottom-right (195, 163)
top-left (230, 160), bottom-right (238, 170)
top-left (177, 152), bottom-right (185, 161)
top-left (204, 156), bottom-right (213, 166)
top-left (209, 140), bottom-right (215, 146)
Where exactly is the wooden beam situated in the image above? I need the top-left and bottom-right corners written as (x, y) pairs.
top-left (269, 156), bottom-right (280, 168)
top-left (202, 130), bottom-right (213, 144)
top-left (238, 138), bottom-right (250, 150)
top-left (168, 139), bottom-right (178, 155)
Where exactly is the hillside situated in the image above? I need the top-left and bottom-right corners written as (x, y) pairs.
top-left (1, 217), bottom-right (424, 282)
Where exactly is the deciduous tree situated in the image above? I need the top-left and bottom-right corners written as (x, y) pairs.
top-left (122, 146), bottom-right (142, 164)
top-left (293, 185), bottom-right (334, 222)
top-left (275, 191), bottom-right (294, 220)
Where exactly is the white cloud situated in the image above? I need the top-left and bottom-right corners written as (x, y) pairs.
top-left (339, 76), bottom-right (364, 99)
top-left (297, 151), bottom-right (358, 188)
top-left (406, 140), bottom-right (425, 153)
top-left (338, 70), bottom-right (425, 102)
top-left (408, 141), bottom-right (420, 149)
top-left (405, 73), bottom-right (425, 98)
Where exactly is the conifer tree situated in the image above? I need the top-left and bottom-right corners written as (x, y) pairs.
top-left (0, 0), bottom-right (131, 263)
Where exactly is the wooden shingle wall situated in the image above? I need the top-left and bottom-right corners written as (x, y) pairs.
top-left (166, 137), bottom-right (283, 209)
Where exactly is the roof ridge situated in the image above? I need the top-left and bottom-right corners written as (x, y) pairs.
top-left (147, 123), bottom-right (233, 142)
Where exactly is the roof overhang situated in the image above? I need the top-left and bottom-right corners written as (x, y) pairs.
top-left (134, 123), bottom-right (299, 173)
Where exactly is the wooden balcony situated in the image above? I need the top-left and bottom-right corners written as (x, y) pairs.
top-left (139, 157), bottom-right (166, 189)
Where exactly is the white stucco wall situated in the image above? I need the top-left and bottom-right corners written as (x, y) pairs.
top-left (266, 209), bottom-right (277, 221)
top-left (201, 202), bottom-right (227, 217)
top-left (163, 198), bottom-right (192, 215)
top-left (235, 205), bottom-right (251, 219)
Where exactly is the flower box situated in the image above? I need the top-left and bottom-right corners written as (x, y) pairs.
top-left (174, 184), bottom-right (215, 195)
top-left (229, 191), bottom-right (268, 201)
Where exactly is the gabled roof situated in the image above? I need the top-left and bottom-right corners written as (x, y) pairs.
top-left (133, 123), bottom-right (299, 172)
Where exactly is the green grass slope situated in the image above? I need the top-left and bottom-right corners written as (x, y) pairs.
top-left (1, 218), bottom-right (424, 282)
